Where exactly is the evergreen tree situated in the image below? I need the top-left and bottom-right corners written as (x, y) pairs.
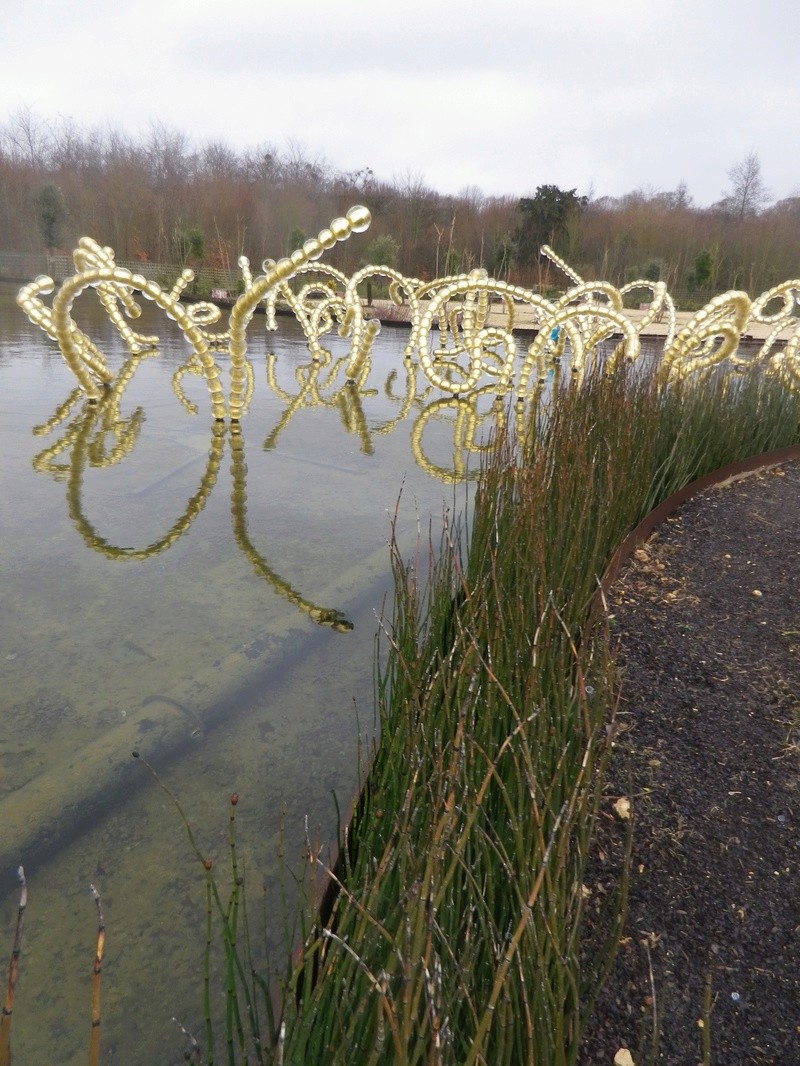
top-left (32, 183), bottom-right (67, 249)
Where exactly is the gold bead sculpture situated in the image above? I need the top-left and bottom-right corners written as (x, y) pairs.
top-left (19, 207), bottom-right (800, 416)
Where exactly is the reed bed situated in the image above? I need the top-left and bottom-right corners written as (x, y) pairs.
top-left (276, 363), bottom-right (800, 1064)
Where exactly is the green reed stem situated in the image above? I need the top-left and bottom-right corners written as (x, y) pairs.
top-left (204, 865), bottom-right (214, 1065)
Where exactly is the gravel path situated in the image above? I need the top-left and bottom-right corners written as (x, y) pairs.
top-left (581, 462), bottom-right (800, 1065)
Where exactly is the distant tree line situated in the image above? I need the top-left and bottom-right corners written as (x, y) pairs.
top-left (2, 108), bottom-right (798, 300)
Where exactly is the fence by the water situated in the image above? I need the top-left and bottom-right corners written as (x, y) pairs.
top-left (0, 249), bottom-right (734, 314)
top-left (0, 250), bottom-right (241, 295)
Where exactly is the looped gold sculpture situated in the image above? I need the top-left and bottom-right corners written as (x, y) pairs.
top-left (747, 280), bottom-right (800, 386)
top-left (18, 207), bottom-right (373, 422)
top-left (19, 205), bottom-right (800, 413)
top-left (18, 256), bottom-right (228, 419)
top-left (228, 206), bottom-right (371, 420)
top-left (658, 291), bottom-right (752, 384)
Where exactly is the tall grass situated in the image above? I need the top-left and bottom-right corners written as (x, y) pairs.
top-left (644, 369), bottom-right (800, 512)
top-left (276, 363), bottom-right (800, 1064)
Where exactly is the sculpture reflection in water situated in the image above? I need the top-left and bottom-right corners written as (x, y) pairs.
top-left (228, 424), bottom-right (353, 632)
top-left (32, 357), bottom-right (353, 630)
top-left (30, 343), bottom-right (496, 629)
top-left (262, 347), bottom-right (378, 455)
top-left (262, 346), bottom-right (500, 481)
top-left (33, 353), bottom-right (225, 559)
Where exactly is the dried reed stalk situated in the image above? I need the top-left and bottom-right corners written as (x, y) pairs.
top-left (88, 883), bottom-right (105, 1066)
top-left (0, 867), bottom-right (27, 1066)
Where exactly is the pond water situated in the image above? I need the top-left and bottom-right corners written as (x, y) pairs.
top-left (0, 283), bottom-right (490, 1063)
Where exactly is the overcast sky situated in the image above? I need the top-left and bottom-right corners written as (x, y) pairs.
top-left (1, 0), bottom-right (798, 209)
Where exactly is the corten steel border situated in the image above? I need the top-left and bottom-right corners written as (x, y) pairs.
top-left (292, 443), bottom-right (800, 1007)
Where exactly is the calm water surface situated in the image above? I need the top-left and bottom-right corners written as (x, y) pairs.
top-left (0, 283), bottom-right (489, 1063)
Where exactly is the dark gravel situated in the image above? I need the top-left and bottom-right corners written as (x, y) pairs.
top-left (581, 462), bottom-right (800, 1065)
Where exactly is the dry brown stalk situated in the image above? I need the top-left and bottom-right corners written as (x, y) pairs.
top-left (0, 866), bottom-right (27, 1066)
top-left (88, 883), bottom-right (105, 1066)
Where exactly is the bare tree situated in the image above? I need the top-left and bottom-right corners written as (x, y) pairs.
top-left (2, 108), bottom-right (799, 294)
top-left (722, 152), bottom-right (770, 219)
top-left (3, 105), bottom-right (52, 168)
top-left (199, 140), bottom-right (244, 182)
